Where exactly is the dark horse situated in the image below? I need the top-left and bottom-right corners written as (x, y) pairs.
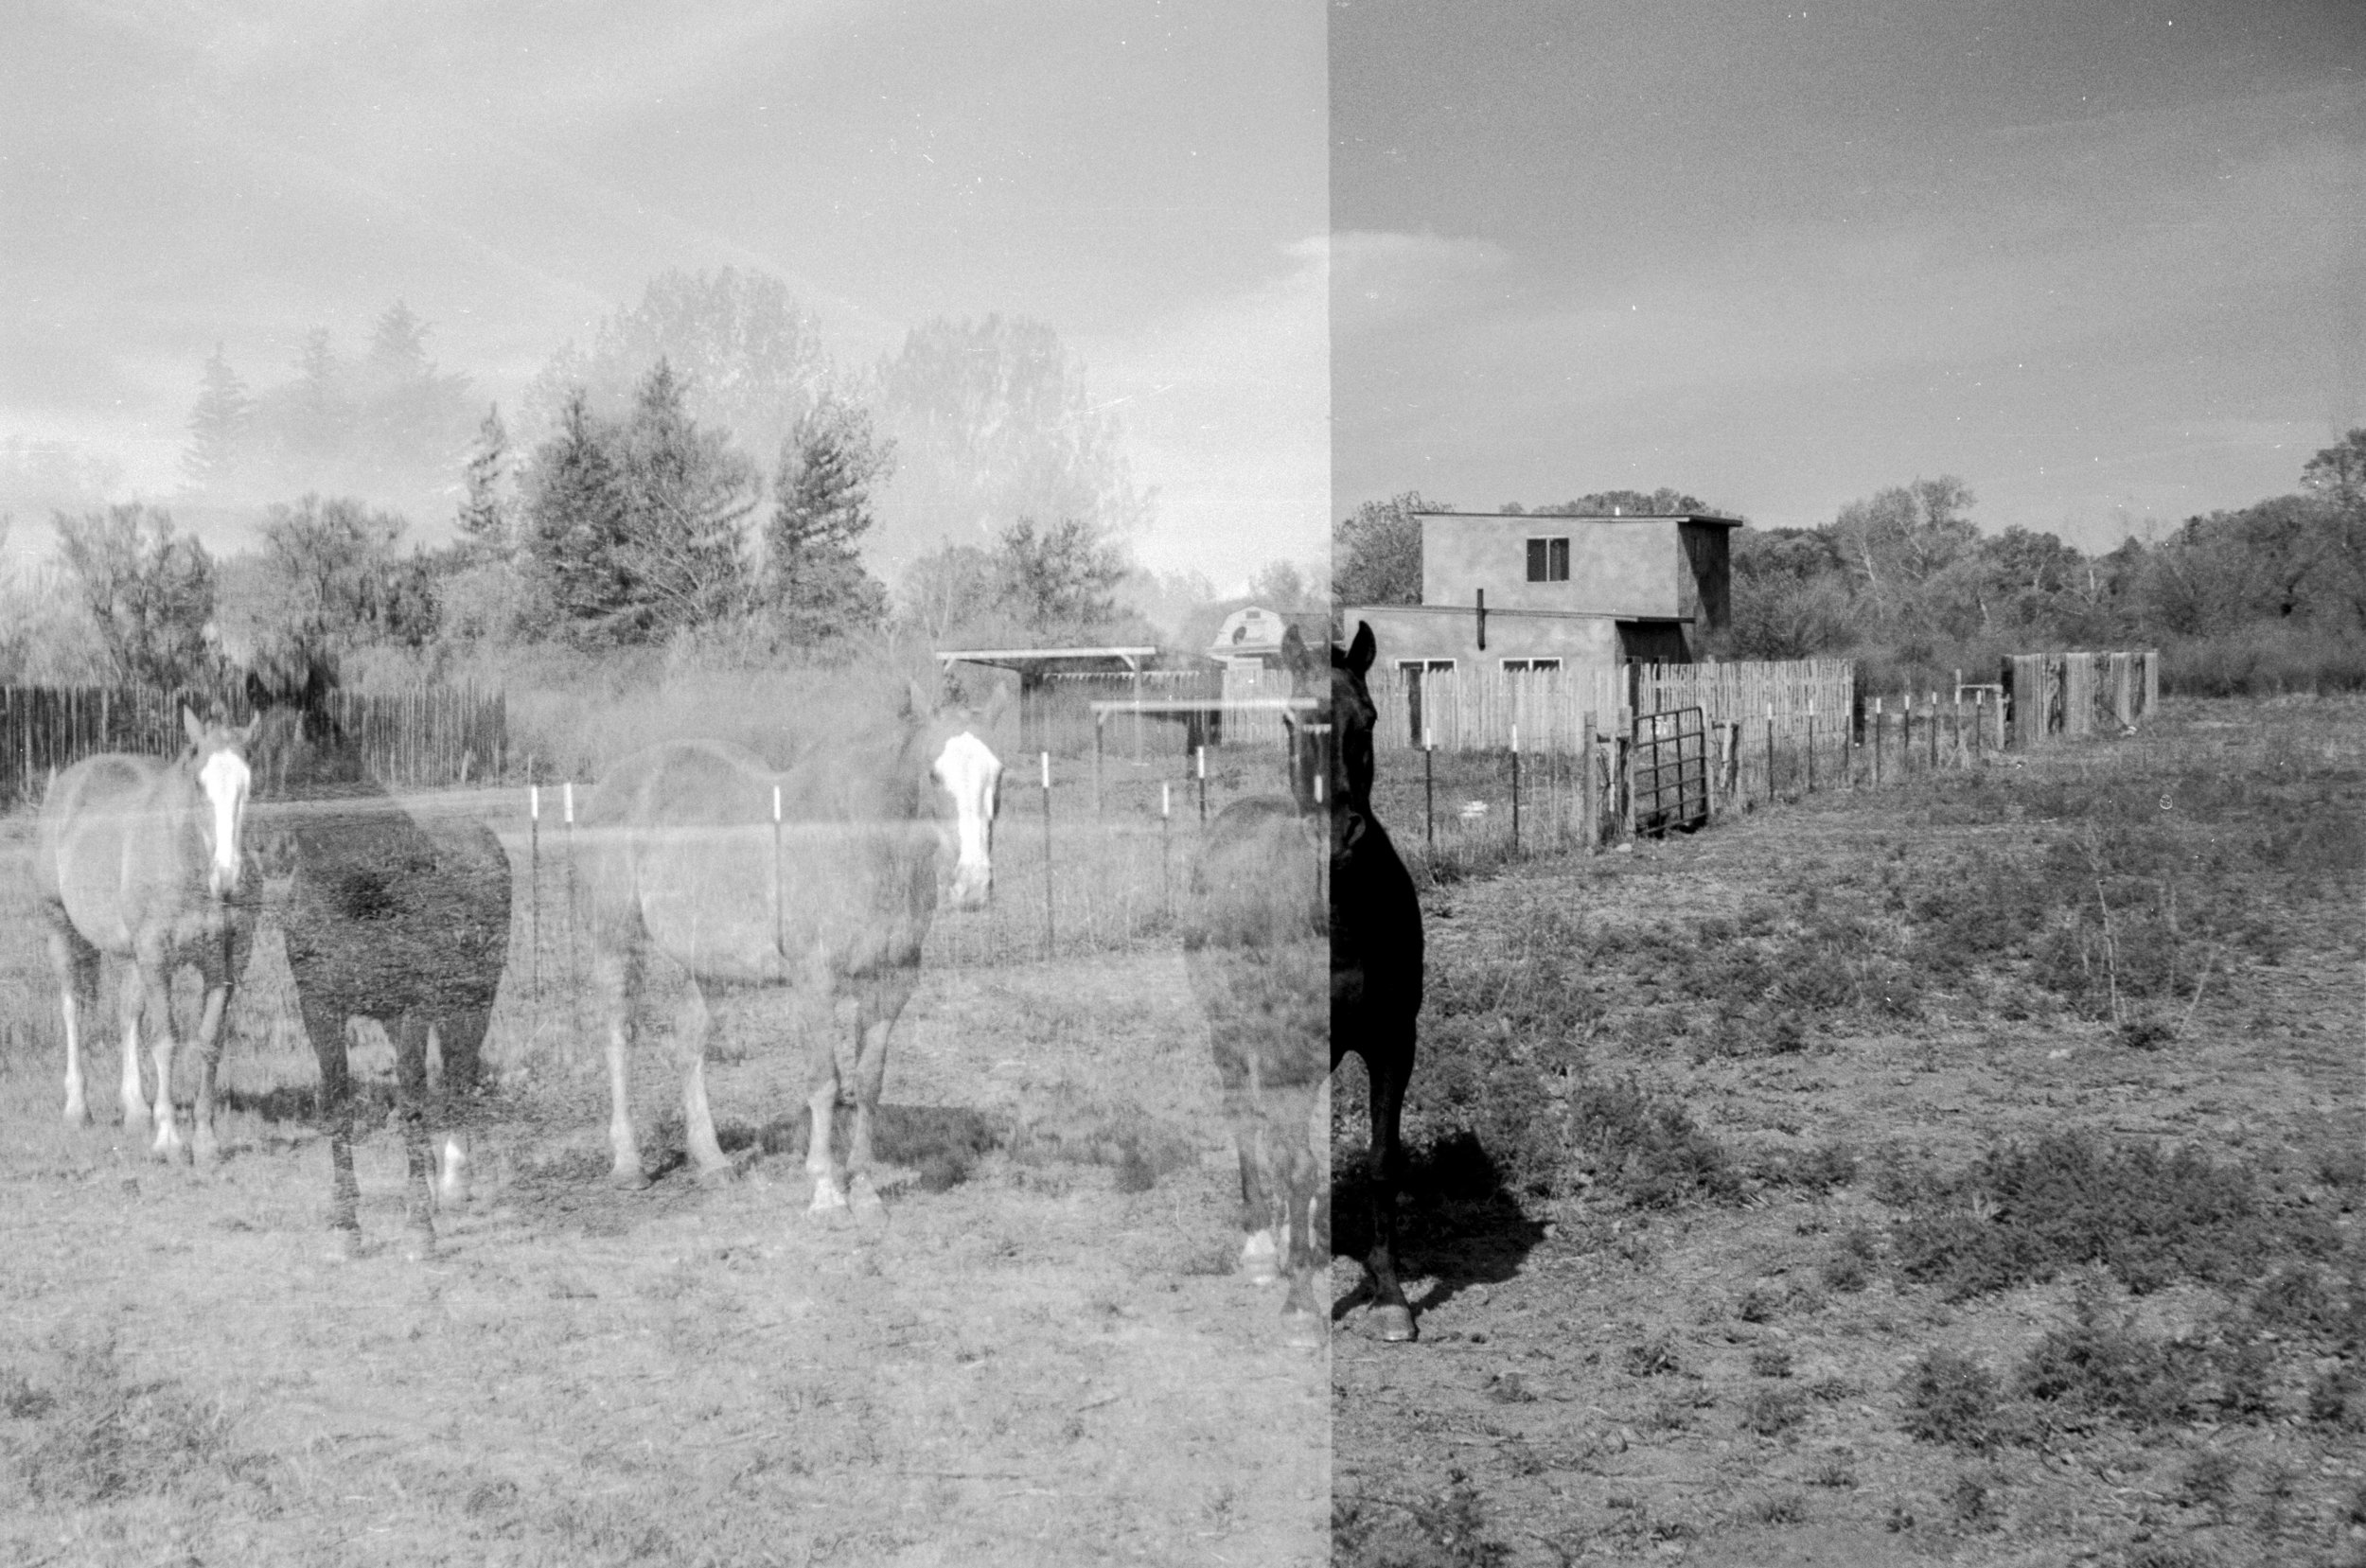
top-left (1330, 622), bottom-right (1423, 1341)
top-left (246, 660), bottom-right (513, 1260)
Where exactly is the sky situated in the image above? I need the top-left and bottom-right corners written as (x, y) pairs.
top-left (1333, 0), bottom-right (2366, 553)
top-left (0, 0), bottom-right (1328, 586)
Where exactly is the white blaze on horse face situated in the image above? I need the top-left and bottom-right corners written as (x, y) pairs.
top-left (932, 730), bottom-right (1000, 910)
top-left (197, 747), bottom-right (252, 898)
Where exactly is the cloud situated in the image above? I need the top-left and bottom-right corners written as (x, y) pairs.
top-left (1080, 237), bottom-right (1330, 583)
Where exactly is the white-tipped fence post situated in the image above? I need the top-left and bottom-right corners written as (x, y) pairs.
top-left (1040, 751), bottom-right (1054, 962)
top-left (562, 781), bottom-right (579, 1072)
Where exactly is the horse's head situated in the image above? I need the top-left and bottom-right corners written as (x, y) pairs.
top-left (1330, 622), bottom-right (1382, 819)
top-left (242, 654), bottom-right (345, 796)
top-left (912, 677), bottom-right (1006, 911)
top-left (181, 705), bottom-right (260, 898)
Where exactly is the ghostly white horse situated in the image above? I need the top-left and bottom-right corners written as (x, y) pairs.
top-left (34, 708), bottom-right (260, 1163)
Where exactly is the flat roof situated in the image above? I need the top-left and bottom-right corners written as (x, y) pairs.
top-left (1414, 510), bottom-right (1744, 527)
top-left (936, 647), bottom-right (1161, 673)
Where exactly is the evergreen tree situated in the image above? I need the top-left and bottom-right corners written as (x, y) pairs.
top-left (612, 359), bottom-right (760, 636)
top-left (995, 516), bottom-right (1127, 636)
top-left (521, 390), bottom-right (635, 640)
top-left (457, 404), bottom-right (514, 560)
top-left (180, 344), bottom-right (252, 498)
top-left (767, 396), bottom-right (892, 640)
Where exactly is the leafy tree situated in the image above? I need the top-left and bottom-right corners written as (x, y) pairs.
top-left (0, 436), bottom-right (122, 517)
top-left (1823, 477), bottom-right (1978, 615)
top-left (1725, 527), bottom-right (1857, 660)
top-left (1250, 558), bottom-right (1321, 612)
top-left (2302, 428), bottom-right (2366, 503)
top-left (766, 396), bottom-right (892, 640)
top-left (52, 503), bottom-right (220, 689)
top-left (872, 314), bottom-right (1152, 566)
top-left (898, 542), bottom-right (1004, 645)
top-left (995, 516), bottom-right (1128, 637)
top-left (1332, 490), bottom-right (1435, 610)
top-left (521, 268), bottom-right (831, 468)
top-left (257, 494), bottom-right (434, 657)
top-left (1532, 488), bottom-right (1712, 517)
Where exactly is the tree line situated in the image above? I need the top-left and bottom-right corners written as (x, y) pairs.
top-left (0, 271), bottom-right (1227, 690)
top-left (1332, 443), bottom-right (2366, 696)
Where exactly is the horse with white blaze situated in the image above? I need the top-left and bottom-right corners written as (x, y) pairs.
top-left (580, 685), bottom-right (1000, 1214)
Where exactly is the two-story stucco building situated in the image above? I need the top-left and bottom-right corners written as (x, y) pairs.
top-left (1340, 508), bottom-right (1741, 684)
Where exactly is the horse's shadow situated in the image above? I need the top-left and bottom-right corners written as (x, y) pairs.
top-left (1332, 1131), bottom-right (1546, 1324)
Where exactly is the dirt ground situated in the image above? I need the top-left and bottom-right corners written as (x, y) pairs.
top-left (1332, 696), bottom-right (2366, 1567)
top-left (0, 809), bottom-right (1326, 1566)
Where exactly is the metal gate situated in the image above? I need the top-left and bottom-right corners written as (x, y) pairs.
top-left (1632, 706), bottom-right (1710, 836)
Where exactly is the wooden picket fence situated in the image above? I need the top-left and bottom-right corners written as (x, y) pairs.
top-left (2003, 650), bottom-right (2161, 747)
top-left (1364, 658), bottom-right (1856, 755)
top-left (0, 681), bottom-right (509, 806)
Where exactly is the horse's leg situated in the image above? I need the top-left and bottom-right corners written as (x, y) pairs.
top-left (114, 960), bottom-right (151, 1139)
top-left (136, 946), bottom-right (185, 1162)
top-left (191, 907), bottom-right (254, 1170)
top-left (842, 967), bottom-right (914, 1219)
top-left (431, 1010), bottom-right (492, 1210)
top-left (594, 940), bottom-right (648, 1190)
top-left (392, 1013), bottom-right (437, 1260)
top-left (1279, 1075), bottom-right (1333, 1328)
top-left (673, 979), bottom-right (731, 1182)
top-left (804, 987), bottom-right (848, 1215)
top-left (45, 924), bottom-right (99, 1125)
top-left (1362, 1029), bottom-right (1417, 1343)
top-left (300, 987), bottom-right (362, 1259)
top-left (1209, 1009), bottom-right (1280, 1282)
top-left (186, 968), bottom-right (232, 1169)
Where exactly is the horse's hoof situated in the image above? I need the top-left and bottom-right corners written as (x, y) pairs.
top-left (848, 1174), bottom-right (887, 1223)
top-left (326, 1229), bottom-right (365, 1264)
top-left (808, 1174), bottom-right (849, 1214)
top-left (695, 1161), bottom-right (738, 1188)
top-left (609, 1166), bottom-right (652, 1191)
top-left (1280, 1309), bottom-right (1324, 1348)
top-left (401, 1227), bottom-right (437, 1264)
top-left (1239, 1231), bottom-right (1280, 1285)
top-left (62, 1103), bottom-right (89, 1127)
top-left (1369, 1304), bottom-right (1418, 1343)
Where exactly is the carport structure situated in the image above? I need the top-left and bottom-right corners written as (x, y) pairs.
top-left (934, 646), bottom-right (1162, 756)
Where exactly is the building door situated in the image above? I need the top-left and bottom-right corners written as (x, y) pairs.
top-left (1616, 621), bottom-right (1689, 665)
top-left (1397, 659), bottom-right (1456, 747)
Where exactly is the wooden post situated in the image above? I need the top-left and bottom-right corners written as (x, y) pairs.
top-left (1040, 751), bottom-right (1054, 961)
top-left (1510, 723), bottom-right (1521, 856)
top-left (528, 784), bottom-right (540, 1034)
top-left (1423, 728), bottom-right (1435, 847)
top-left (1196, 743), bottom-right (1208, 824)
top-left (1580, 714), bottom-right (1597, 854)
top-left (1159, 781), bottom-right (1172, 917)
top-left (770, 784), bottom-right (784, 962)
top-left (1092, 714), bottom-right (1104, 816)
top-left (1873, 697), bottom-right (1883, 787)
top-left (1806, 700), bottom-right (1816, 794)
top-left (563, 781), bottom-right (579, 1072)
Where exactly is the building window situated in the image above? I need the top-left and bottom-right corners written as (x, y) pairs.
top-left (1500, 658), bottom-right (1562, 674)
top-left (1397, 659), bottom-right (1456, 747)
top-left (1525, 537), bottom-right (1570, 583)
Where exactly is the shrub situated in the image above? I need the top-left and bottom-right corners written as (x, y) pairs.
top-left (1890, 1133), bottom-right (2282, 1300)
top-left (1899, 1348), bottom-right (2009, 1450)
top-left (1564, 1078), bottom-right (1740, 1208)
top-left (1740, 1388), bottom-right (1807, 1437)
top-left (2014, 1298), bottom-right (2213, 1434)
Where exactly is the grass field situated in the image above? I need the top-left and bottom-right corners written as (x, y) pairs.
top-left (0, 784), bottom-right (1327, 1564)
top-left (1332, 694), bottom-right (2366, 1568)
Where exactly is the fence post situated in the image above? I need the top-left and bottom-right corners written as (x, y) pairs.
top-left (1423, 729), bottom-right (1435, 848)
top-left (528, 784), bottom-right (540, 1041)
top-left (1806, 700), bottom-right (1816, 794)
top-left (1040, 752), bottom-right (1055, 961)
top-left (1196, 744), bottom-right (1208, 825)
top-left (1580, 714), bottom-right (1596, 854)
top-left (1093, 714), bottom-right (1104, 816)
top-left (1510, 723), bottom-right (1520, 857)
top-left (563, 781), bottom-right (579, 1074)
top-left (1160, 782), bottom-right (1172, 918)
top-left (1765, 703), bottom-right (1775, 803)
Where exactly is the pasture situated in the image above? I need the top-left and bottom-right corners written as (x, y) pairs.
top-left (0, 770), bottom-right (1327, 1562)
top-left (1332, 695), bottom-right (2366, 1567)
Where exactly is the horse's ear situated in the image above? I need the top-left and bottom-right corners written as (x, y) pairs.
top-left (182, 705), bottom-right (204, 747)
top-left (1347, 621), bottom-right (1378, 677)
